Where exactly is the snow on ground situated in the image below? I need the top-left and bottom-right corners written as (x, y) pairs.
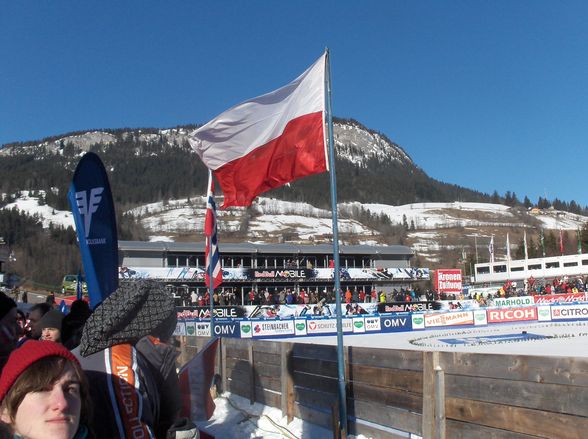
top-left (281, 321), bottom-right (588, 357)
top-left (141, 206), bottom-right (204, 233)
top-left (148, 235), bottom-right (174, 242)
top-left (344, 201), bottom-right (588, 231)
top-left (346, 201), bottom-right (514, 229)
top-left (196, 321), bottom-right (588, 438)
top-left (248, 214), bottom-right (376, 241)
top-left (3, 191), bottom-right (74, 229)
top-left (197, 393), bottom-right (339, 439)
top-left (533, 211), bottom-right (587, 229)
top-left (4, 193), bottom-right (587, 244)
top-left (255, 198), bottom-right (330, 217)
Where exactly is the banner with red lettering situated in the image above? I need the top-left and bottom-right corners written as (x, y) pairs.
top-left (533, 293), bottom-right (588, 304)
top-left (435, 269), bottom-right (462, 294)
top-left (487, 307), bottom-right (538, 323)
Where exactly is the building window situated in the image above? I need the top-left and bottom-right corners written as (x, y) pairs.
top-left (493, 265), bottom-right (507, 273)
top-left (476, 266), bottom-right (490, 274)
top-left (511, 266), bottom-right (524, 272)
top-left (528, 264), bottom-right (541, 270)
top-left (564, 262), bottom-right (578, 267)
top-left (545, 262), bottom-right (560, 269)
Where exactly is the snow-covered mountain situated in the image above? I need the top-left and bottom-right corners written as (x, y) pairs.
top-left (6, 190), bottom-right (587, 267)
top-left (2, 119), bottom-right (587, 269)
top-left (0, 120), bottom-right (414, 168)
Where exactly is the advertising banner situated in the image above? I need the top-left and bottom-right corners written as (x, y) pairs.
top-left (436, 300), bottom-right (480, 310)
top-left (352, 317), bottom-right (366, 333)
top-left (119, 266), bottom-right (430, 281)
top-left (411, 314), bottom-right (425, 330)
top-left (306, 318), bottom-right (354, 335)
top-left (425, 311), bottom-right (474, 328)
top-left (377, 301), bottom-right (435, 313)
top-left (252, 320), bottom-right (295, 337)
top-left (173, 321), bottom-right (186, 336)
top-left (473, 310), bottom-right (488, 326)
top-left (533, 293), bottom-right (588, 304)
top-left (211, 321), bottom-right (240, 337)
top-left (487, 307), bottom-right (537, 323)
top-left (435, 269), bottom-right (462, 294)
top-left (364, 317), bottom-right (381, 332)
top-left (238, 321), bottom-right (253, 338)
top-left (492, 296), bottom-right (534, 307)
top-left (294, 320), bottom-right (307, 336)
top-left (551, 305), bottom-right (588, 320)
top-left (185, 321), bottom-right (196, 337)
top-left (250, 268), bottom-right (313, 280)
top-left (380, 315), bottom-right (412, 332)
top-left (68, 153), bottom-right (119, 308)
top-left (177, 306), bottom-right (246, 319)
top-left (537, 306), bottom-right (551, 321)
top-left (196, 322), bottom-right (211, 337)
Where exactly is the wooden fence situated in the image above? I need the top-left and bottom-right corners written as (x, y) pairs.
top-left (181, 336), bottom-right (588, 438)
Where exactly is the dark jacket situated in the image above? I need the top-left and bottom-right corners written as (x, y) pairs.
top-left (74, 343), bottom-right (160, 438)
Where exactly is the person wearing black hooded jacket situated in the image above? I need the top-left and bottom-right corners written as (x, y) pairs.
top-left (73, 280), bottom-right (190, 439)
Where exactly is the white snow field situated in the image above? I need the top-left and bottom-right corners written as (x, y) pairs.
top-left (196, 320), bottom-right (588, 438)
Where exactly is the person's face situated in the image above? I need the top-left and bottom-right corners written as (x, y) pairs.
top-left (4, 362), bottom-right (82, 439)
top-left (28, 309), bottom-right (44, 339)
top-left (41, 327), bottom-right (61, 343)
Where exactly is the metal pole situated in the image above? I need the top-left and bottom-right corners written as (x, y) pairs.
top-left (207, 170), bottom-right (215, 337)
top-left (325, 48), bottom-right (347, 435)
top-left (209, 235), bottom-right (214, 336)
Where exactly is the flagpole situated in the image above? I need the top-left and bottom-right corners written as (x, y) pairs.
top-left (207, 170), bottom-right (215, 337)
top-left (325, 48), bottom-right (347, 435)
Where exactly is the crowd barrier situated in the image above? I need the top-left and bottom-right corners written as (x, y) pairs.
top-left (173, 294), bottom-right (588, 339)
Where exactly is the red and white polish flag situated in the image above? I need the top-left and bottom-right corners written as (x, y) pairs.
top-left (188, 53), bottom-right (328, 208)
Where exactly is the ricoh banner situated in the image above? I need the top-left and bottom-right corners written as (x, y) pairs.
top-left (487, 307), bottom-right (537, 323)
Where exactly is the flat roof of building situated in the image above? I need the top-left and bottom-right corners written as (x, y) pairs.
top-left (119, 240), bottom-right (414, 257)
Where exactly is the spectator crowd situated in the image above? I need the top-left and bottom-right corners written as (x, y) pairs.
top-left (0, 281), bottom-right (201, 439)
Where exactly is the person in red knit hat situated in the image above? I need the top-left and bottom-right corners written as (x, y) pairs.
top-left (0, 340), bottom-right (91, 439)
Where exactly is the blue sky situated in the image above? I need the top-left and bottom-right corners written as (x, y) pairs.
top-left (2, 1), bottom-right (588, 206)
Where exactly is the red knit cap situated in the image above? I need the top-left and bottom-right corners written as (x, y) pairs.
top-left (0, 340), bottom-right (80, 404)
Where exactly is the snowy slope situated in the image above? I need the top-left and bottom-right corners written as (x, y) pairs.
top-left (5, 192), bottom-right (587, 244)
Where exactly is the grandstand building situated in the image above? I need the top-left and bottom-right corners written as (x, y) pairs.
top-left (474, 252), bottom-right (588, 285)
top-left (118, 241), bottom-right (429, 302)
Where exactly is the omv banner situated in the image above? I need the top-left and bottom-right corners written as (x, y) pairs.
top-left (68, 152), bottom-right (119, 309)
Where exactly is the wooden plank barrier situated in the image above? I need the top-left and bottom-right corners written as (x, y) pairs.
top-left (181, 337), bottom-right (588, 439)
